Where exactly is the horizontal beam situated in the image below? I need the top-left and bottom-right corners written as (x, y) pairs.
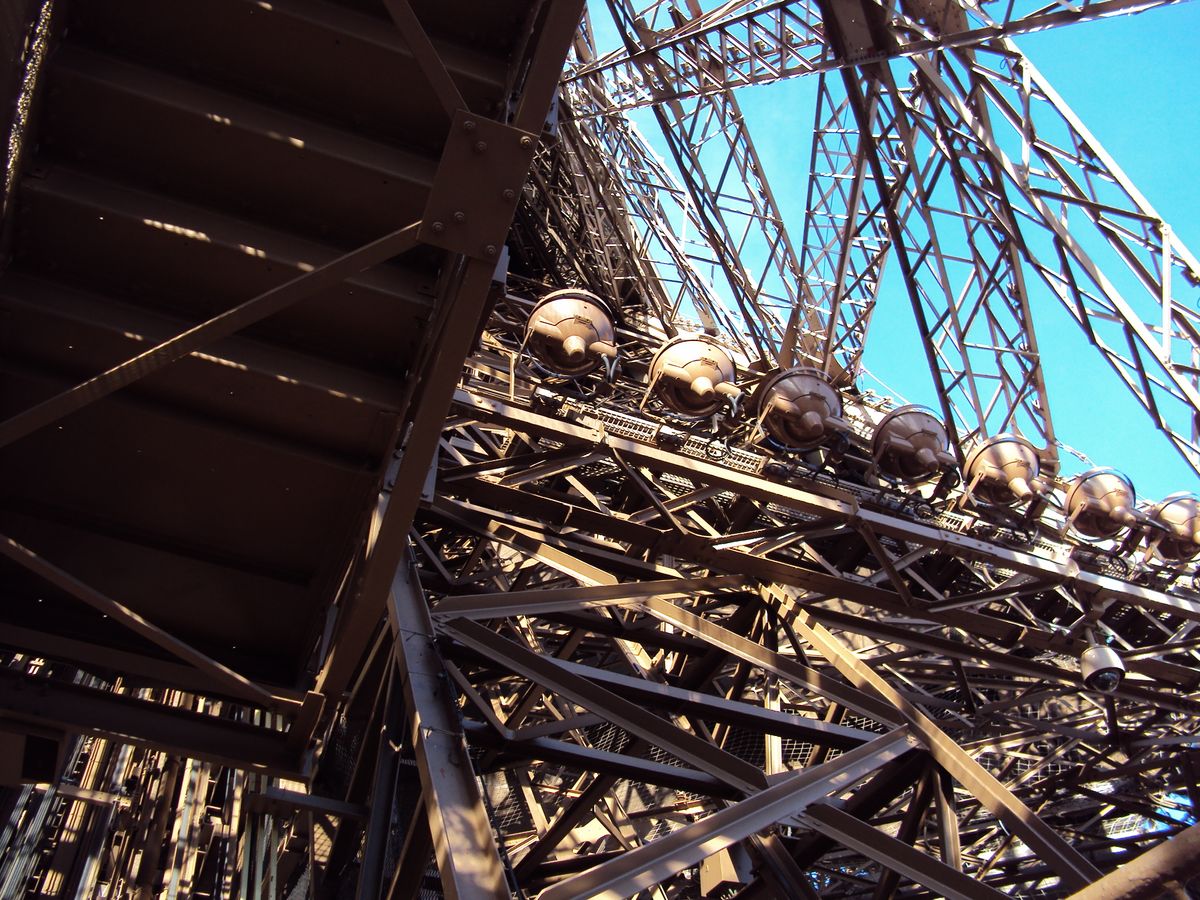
top-left (460, 720), bottom-right (740, 799)
top-left (0, 222), bottom-right (420, 450)
top-left (452, 390), bottom-right (1200, 622)
top-left (0, 669), bottom-right (306, 779)
top-left (807, 606), bottom-right (1200, 715)
top-left (638, 596), bottom-right (902, 726)
top-left (1, 534), bottom-right (280, 709)
top-left (804, 803), bottom-right (1007, 899)
top-left (569, 0), bottom-right (1190, 110)
top-left (549, 656), bottom-right (880, 750)
top-left (444, 618), bottom-right (767, 794)
top-left (538, 729), bottom-right (915, 900)
top-left (248, 786), bottom-right (369, 820)
top-left (0, 624), bottom-right (301, 703)
top-left (430, 574), bottom-right (747, 620)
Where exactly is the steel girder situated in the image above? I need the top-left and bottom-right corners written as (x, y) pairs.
top-left (394, 364), bottom-right (1200, 896)
top-left (575, 0), bottom-right (1200, 473)
top-left (0, 0), bottom-right (581, 896)
top-left (821, 0), bottom-right (1058, 460)
top-left (567, 0), bottom-right (1192, 111)
top-left (2, 1), bottom-right (1199, 898)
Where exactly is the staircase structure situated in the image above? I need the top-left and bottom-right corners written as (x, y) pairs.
top-left (1, 0), bottom-right (1199, 898)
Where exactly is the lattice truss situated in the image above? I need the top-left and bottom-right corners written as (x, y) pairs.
top-left (5, 1), bottom-right (1200, 899)
top-left (413, 0), bottom-right (1200, 897)
top-left (426, 362), bottom-right (1200, 897)
top-left (562, 0), bottom-right (1200, 467)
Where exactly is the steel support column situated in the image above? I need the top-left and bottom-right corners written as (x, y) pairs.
top-left (389, 558), bottom-right (508, 900)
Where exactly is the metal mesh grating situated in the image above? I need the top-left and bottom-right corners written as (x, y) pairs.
top-left (719, 727), bottom-right (767, 769)
top-left (318, 715), bottom-right (363, 800)
top-left (680, 434), bottom-right (765, 474)
top-left (840, 713), bottom-right (889, 734)
top-left (645, 742), bottom-right (695, 770)
top-left (483, 770), bottom-right (534, 835)
top-left (584, 721), bottom-right (633, 756)
top-left (589, 406), bottom-right (662, 443)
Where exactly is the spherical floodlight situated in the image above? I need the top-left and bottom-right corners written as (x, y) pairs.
top-left (1080, 644), bottom-right (1125, 694)
top-left (525, 289), bottom-right (617, 377)
top-left (1150, 493), bottom-right (1200, 561)
top-left (1066, 468), bottom-right (1136, 540)
top-left (648, 335), bottom-right (739, 416)
top-left (964, 434), bottom-right (1043, 506)
top-left (755, 368), bottom-right (843, 450)
top-left (871, 405), bottom-right (956, 483)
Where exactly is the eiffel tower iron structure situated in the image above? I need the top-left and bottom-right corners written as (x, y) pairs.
top-left (1, 0), bottom-right (1200, 897)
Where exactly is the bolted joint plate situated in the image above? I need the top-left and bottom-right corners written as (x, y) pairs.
top-left (418, 108), bottom-right (538, 260)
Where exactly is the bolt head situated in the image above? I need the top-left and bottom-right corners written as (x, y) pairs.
top-left (502, 188), bottom-right (516, 201)
top-left (520, 135), bottom-right (533, 148)
top-left (453, 211), bottom-right (466, 223)
top-left (463, 119), bottom-right (476, 132)
top-left (484, 244), bottom-right (497, 257)
top-left (474, 140), bottom-right (488, 153)
top-left (431, 221), bottom-right (445, 233)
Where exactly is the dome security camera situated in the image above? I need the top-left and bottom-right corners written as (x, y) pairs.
top-left (1080, 644), bottom-right (1125, 693)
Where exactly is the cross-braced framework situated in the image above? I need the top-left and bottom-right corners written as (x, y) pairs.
top-left (2, 0), bottom-right (1200, 898)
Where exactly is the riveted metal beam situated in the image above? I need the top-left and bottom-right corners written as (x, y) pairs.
top-left (537, 729), bottom-right (915, 900)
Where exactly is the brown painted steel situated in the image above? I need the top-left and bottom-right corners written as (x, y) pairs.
top-left (785, 604), bottom-right (1103, 889)
top-left (389, 560), bottom-right (509, 900)
top-left (0, 668), bottom-right (304, 778)
top-left (0, 222), bottom-right (420, 451)
top-left (1, 1), bottom-right (1196, 896)
top-left (1066, 822), bottom-right (1200, 900)
top-left (805, 803), bottom-right (1008, 900)
top-left (537, 730), bottom-right (915, 900)
top-left (1, 534), bottom-right (279, 708)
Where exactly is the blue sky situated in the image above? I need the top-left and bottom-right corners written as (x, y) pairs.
top-left (1012, 5), bottom-right (1200, 500)
top-left (591, 2), bottom-right (1200, 501)
top-left (745, 4), bottom-right (1200, 501)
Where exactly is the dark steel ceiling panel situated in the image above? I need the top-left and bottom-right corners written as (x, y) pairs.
top-left (0, 0), bottom-right (544, 688)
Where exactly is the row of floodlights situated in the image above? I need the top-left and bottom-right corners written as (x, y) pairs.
top-left (522, 290), bottom-right (1200, 561)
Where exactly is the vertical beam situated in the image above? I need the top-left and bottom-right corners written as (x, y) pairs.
top-left (872, 766), bottom-right (937, 900)
top-left (384, 803), bottom-right (433, 900)
top-left (389, 556), bottom-right (508, 900)
top-left (935, 765), bottom-right (962, 871)
top-left (221, 771), bottom-right (246, 900)
top-left (798, 72), bottom-right (889, 378)
top-left (513, 0), bottom-right (588, 135)
top-left (357, 668), bottom-right (402, 900)
top-left (604, 0), bottom-right (812, 364)
top-left (319, 257), bottom-right (499, 699)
